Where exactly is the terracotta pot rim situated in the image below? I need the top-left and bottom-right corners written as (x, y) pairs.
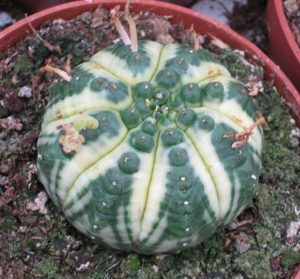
top-left (0, 0), bottom-right (299, 126)
top-left (272, 0), bottom-right (300, 58)
top-left (267, 0), bottom-right (300, 91)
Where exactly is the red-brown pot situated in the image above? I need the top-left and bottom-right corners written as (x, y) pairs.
top-left (267, 0), bottom-right (300, 91)
top-left (0, 0), bottom-right (299, 126)
top-left (291, 263), bottom-right (300, 279)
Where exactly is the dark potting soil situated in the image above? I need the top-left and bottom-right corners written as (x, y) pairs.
top-left (0, 5), bottom-right (299, 279)
top-left (283, 0), bottom-right (300, 47)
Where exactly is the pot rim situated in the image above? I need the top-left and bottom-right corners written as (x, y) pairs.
top-left (0, 0), bottom-right (299, 125)
top-left (272, 0), bottom-right (300, 57)
top-left (267, 0), bottom-right (300, 91)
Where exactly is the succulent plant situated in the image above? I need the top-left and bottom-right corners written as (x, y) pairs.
top-left (37, 5), bottom-right (266, 254)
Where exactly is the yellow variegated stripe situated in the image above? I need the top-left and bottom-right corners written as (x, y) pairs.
top-left (138, 137), bottom-right (168, 242)
top-left (151, 44), bottom-right (230, 86)
top-left (186, 108), bottom-right (233, 219)
top-left (44, 64), bottom-right (132, 124)
top-left (223, 174), bottom-right (241, 224)
top-left (91, 41), bottom-right (163, 85)
top-left (181, 61), bottom-right (230, 84)
top-left (68, 191), bottom-right (92, 234)
top-left (64, 128), bottom-right (158, 245)
top-left (39, 110), bottom-right (128, 203)
top-left (200, 76), bottom-right (263, 153)
top-left (151, 43), bottom-right (178, 75)
top-left (187, 107), bottom-right (261, 219)
top-left (181, 140), bottom-right (220, 217)
top-left (128, 151), bottom-right (157, 241)
top-left (143, 213), bottom-right (169, 248)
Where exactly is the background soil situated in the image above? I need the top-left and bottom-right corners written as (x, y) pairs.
top-left (0, 1), bottom-right (300, 279)
top-left (283, 0), bottom-right (300, 47)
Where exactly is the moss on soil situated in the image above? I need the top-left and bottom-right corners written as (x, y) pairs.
top-left (36, 259), bottom-right (59, 278)
top-left (0, 6), bottom-right (299, 279)
top-left (14, 55), bottom-right (34, 77)
top-left (281, 249), bottom-right (300, 269)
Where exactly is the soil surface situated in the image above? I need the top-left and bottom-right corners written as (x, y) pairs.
top-left (0, 5), bottom-right (300, 279)
top-left (283, 0), bottom-right (300, 47)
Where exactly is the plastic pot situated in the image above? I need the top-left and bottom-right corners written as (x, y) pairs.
top-left (0, 0), bottom-right (299, 126)
top-left (267, 0), bottom-right (300, 91)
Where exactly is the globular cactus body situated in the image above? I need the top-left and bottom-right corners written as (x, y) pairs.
top-left (37, 40), bottom-right (263, 254)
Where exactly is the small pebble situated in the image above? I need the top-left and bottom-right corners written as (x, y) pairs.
top-left (76, 261), bottom-right (90, 272)
top-left (152, 265), bottom-right (159, 272)
top-left (0, 12), bottom-right (16, 28)
top-left (289, 137), bottom-right (299, 147)
top-left (18, 86), bottom-right (32, 98)
top-left (291, 128), bottom-right (300, 138)
top-left (286, 221), bottom-right (300, 242)
top-left (81, 11), bottom-right (92, 24)
top-left (18, 226), bottom-right (27, 233)
top-left (235, 233), bottom-right (251, 253)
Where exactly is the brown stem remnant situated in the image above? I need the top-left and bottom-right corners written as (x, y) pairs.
top-left (225, 112), bottom-right (269, 149)
top-left (190, 25), bottom-right (200, 51)
top-left (40, 59), bottom-right (71, 82)
top-left (110, 5), bottom-right (131, 46)
top-left (110, 1), bottom-right (138, 52)
top-left (210, 35), bottom-right (229, 49)
top-left (63, 53), bottom-right (73, 74)
top-left (246, 75), bottom-right (263, 97)
top-left (125, 0), bottom-right (138, 52)
top-left (26, 15), bottom-right (62, 55)
top-left (248, 87), bottom-right (259, 97)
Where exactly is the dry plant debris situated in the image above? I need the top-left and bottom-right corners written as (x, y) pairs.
top-left (26, 191), bottom-right (48, 215)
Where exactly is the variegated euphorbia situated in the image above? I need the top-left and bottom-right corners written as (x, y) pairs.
top-left (37, 38), bottom-right (264, 254)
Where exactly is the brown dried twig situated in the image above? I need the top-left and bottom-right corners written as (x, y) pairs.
top-left (110, 5), bottom-right (131, 46)
top-left (225, 112), bottom-right (269, 149)
top-left (190, 25), bottom-right (200, 51)
top-left (39, 59), bottom-right (71, 82)
top-left (63, 53), bottom-right (73, 74)
top-left (125, 0), bottom-right (138, 52)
